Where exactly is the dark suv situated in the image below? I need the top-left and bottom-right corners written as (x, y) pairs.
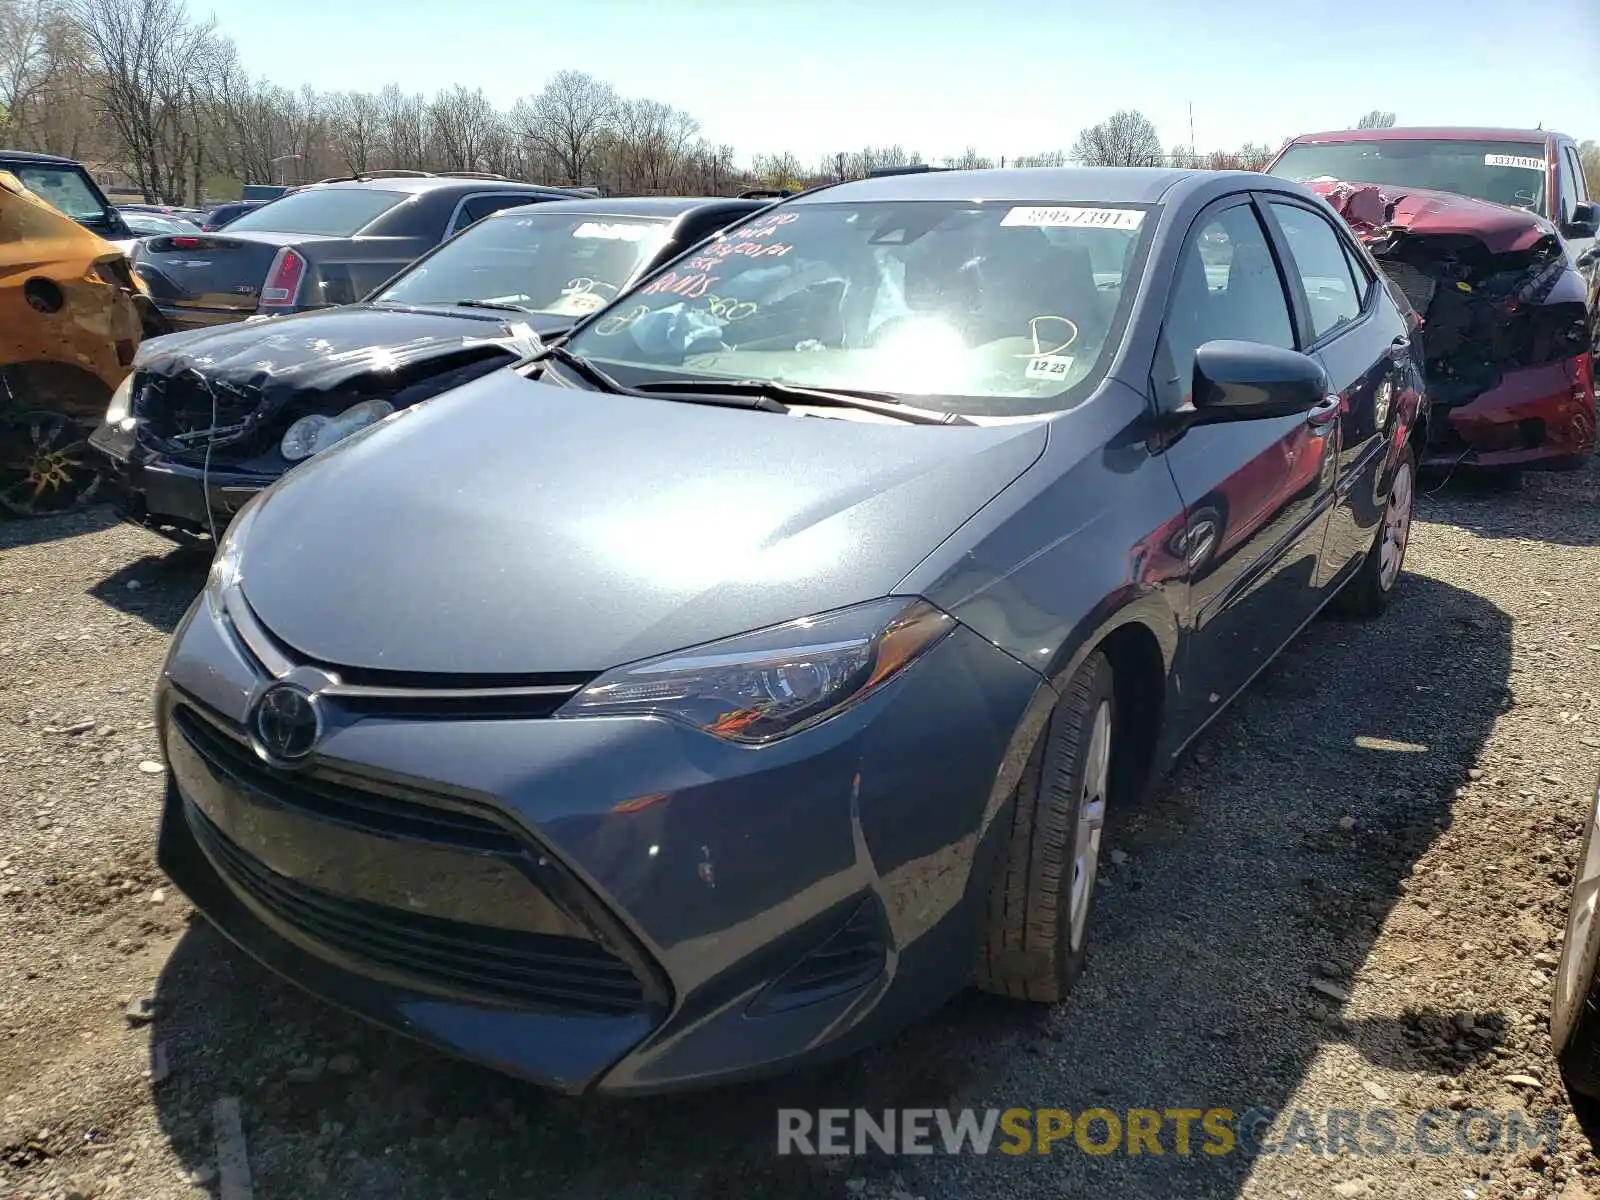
top-left (130, 172), bottom-right (585, 331)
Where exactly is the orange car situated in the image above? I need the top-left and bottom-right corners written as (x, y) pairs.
top-left (1, 168), bottom-right (159, 515)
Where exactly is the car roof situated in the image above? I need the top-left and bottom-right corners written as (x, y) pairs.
top-left (490, 196), bottom-right (771, 220)
top-left (0, 150), bottom-right (82, 166)
top-left (1286, 126), bottom-right (1569, 145)
top-left (304, 176), bottom-right (573, 196)
top-left (787, 166), bottom-right (1215, 207)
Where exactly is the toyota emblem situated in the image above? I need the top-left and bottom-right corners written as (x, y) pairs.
top-left (250, 683), bottom-right (323, 764)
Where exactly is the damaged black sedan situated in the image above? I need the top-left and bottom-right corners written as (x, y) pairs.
top-left (88, 196), bottom-right (770, 540)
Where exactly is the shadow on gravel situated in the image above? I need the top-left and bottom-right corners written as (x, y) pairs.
top-left (88, 544), bottom-right (210, 631)
top-left (0, 503), bottom-right (118, 550)
top-left (143, 575), bottom-right (1512, 1200)
top-left (1419, 459), bottom-right (1600, 549)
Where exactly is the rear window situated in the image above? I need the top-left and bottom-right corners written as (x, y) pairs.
top-left (1267, 139), bottom-right (1550, 215)
top-left (222, 188), bottom-right (408, 236)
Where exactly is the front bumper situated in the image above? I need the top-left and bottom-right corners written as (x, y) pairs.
top-left (1421, 354), bottom-right (1597, 471)
top-left (155, 592), bottom-right (1048, 1094)
top-left (88, 419), bottom-right (275, 540)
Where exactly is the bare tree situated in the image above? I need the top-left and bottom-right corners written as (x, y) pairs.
top-left (328, 90), bottom-right (379, 174)
top-left (942, 146), bottom-right (993, 171)
top-left (0, 0), bottom-right (81, 147)
top-left (376, 83), bottom-right (426, 171)
top-left (1355, 110), bottom-right (1397, 129)
top-left (1012, 150), bottom-right (1067, 168)
top-left (750, 151), bottom-right (804, 190)
top-left (428, 84), bottom-right (498, 172)
top-left (1070, 110), bottom-right (1164, 167)
top-left (513, 70), bottom-right (614, 186)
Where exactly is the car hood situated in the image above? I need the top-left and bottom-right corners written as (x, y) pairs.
top-left (135, 304), bottom-right (548, 392)
top-left (237, 371), bottom-right (1049, 675)
top-left (1306, 179), bottom-right (1558, 255)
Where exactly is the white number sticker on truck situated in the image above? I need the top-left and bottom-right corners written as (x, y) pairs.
top-left (1484, 154), bottom-right (1547, 171)
top-left (1000, 206), bottom-right (1145, 230)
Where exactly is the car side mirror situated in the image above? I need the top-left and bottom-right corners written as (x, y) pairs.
top-left (1562, 202), bottom-right (1598, 240)
top-left (1189, 340), bottom-right (1329, 423)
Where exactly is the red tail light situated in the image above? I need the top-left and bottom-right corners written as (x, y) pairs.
top-left (260, 248), bottom-right (306, 309)
top-left (168, 236), bottom-right (201, 249)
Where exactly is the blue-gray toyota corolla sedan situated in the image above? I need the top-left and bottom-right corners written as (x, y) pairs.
top-left (154, 167), bottom-right (1429, 1094)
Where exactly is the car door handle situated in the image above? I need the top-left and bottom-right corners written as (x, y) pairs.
top-left (1306, 395), bottom-right (1342, 428)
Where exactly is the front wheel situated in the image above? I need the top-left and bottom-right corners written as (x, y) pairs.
top-left (1555, 779), bottom-right (1600, 1098)
top-left (976, 651), bottom-right (1115, 1003)
top-left (1333, 442), bottom-right (1415, 619)
top-left (0, 410), bottom-right (104, 517)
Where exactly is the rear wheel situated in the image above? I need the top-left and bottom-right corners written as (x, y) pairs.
top-left (976, 651), bottom-right (1114, 1002)
top-left (0, 409), bottom-right (104, 517)
top-left (1334, 443), bottom-right (1415, 619)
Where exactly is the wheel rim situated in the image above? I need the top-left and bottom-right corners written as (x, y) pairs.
top-left (0, 412), bottom-right (102, 517)
top-left (1068, 699), bottom-right (1112, 953)
top-left (1377, 460), bottom-right (1414, 591)
top-left (1556, 787), bottom-right (1600, 1035)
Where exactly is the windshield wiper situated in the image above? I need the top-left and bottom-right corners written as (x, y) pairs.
top-left (633, 378), bottom-right (973, 426)
top-left (450, 299), bottom-right (531, 313)
top-left (535, 345), bottom-right (632, 395)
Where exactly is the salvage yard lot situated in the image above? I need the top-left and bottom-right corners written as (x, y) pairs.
top-left (3, 463), bottom-right (1600, 1200)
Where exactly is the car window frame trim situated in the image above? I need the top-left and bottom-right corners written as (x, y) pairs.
top-left (1254, 191), bottom-right (1380, 354)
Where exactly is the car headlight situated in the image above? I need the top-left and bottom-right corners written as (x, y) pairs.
top-left (280, 398), bottom-right (394, 461)
top-left (558, 597), bottom-right (955, 743)
top-left (204, 497), bottom-right (260, 619)
top-left (106, 375), bottom-right (135, 427)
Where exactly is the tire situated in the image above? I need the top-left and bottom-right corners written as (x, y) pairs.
top-left (0, 409), bottom-right (104, 517)
top-left (1554, 780), bottom-right (1600, 1099)
top-left (976, 650), bottom-right (1115, 1003)
top-left (1334, 442), bottom-right (1416, 619)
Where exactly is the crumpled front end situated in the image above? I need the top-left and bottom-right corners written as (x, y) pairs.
top-left (1317, 181), bottom-right (1595, 470)
top-left (91, 312), bottom-right (533, 538)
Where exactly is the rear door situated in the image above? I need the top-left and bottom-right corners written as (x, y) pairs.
top-left (1155, 194), bottom-right (1341, 727)
top-left (1258, 193), bottom-right (1412, 582)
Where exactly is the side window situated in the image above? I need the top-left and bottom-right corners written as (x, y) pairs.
top-left (1556, 150), bottom-right (1579, 223)
top-left (1341, 240), bottom-right (1373, 307)
top-left (1570, 146), bottom-right (1592, 204)
top-left (1267, 200), bottom-right (1361, 341)
top-left (452, 194), bottom-right (538, 236)
top-left (1157, 202), bottom-right (1295, 403)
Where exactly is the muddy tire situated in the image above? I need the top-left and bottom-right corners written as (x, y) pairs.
top-left (1334, 443), bottom-right (1415, 619)
top-left (976, 651), bottom-right (1115, 1003)
top-left (0, 409), bottom-right (104, 517)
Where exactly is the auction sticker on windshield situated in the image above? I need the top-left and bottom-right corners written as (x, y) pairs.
top-left (1025, 354), bottom-right (1075, 382)
top-left (572, 222), bottom-right (650, 240)
top-left (1000, 206), bottom-right (1144, 230)
top-left (1484, 154), bottom-right (1547, 172)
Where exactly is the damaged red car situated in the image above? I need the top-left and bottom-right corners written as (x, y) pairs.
top-left (1267, 127), bottom-right (1597, 476)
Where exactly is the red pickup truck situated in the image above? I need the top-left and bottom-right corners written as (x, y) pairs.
top-left (1267, 127), bottom-right (1598, 476)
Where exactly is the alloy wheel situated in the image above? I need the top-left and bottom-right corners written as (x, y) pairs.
top-left (1378, 460), bottom-right (1414, 591)
top-left (0, 411), bottom-right (103, 517)
top-left (1068, 699), bottom-right (1112, 953)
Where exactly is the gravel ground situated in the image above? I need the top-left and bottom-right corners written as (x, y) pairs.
top-left (4, 462), bottom-right (1600, 1200)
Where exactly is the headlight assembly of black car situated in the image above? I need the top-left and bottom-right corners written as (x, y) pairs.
top-left (558, 597), bottom-right (956, 744)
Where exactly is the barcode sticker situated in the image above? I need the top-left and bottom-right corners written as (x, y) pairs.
top-left (1001, 206), bottom-right (1144, 230)
top-left (1484, 154), bottom-right (1547, 171)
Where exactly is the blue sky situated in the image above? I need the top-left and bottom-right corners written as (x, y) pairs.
top-left (198, 0), bottom-right (1599, 166)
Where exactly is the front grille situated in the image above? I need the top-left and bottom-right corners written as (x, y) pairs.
top-left (174, 704), bottom-right (521, 854)
top-left (185, 797), bottom-right (648, 1015)
top-left (134, 368), bottom-right (260, 451)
